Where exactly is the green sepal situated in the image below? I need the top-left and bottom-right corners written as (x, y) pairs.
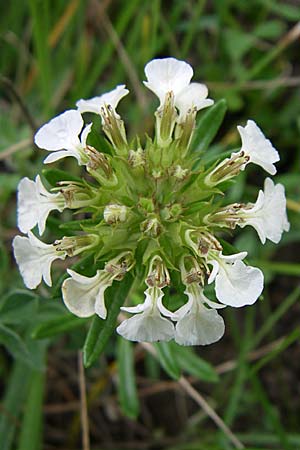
top-left (87, 120), bottom-right (114, 155)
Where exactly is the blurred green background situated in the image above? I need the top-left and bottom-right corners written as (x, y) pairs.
top-left (0, 1), bottom-right (300, 449)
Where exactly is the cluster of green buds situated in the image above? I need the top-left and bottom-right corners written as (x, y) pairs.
top-left (13, 58), bottom-right (289, 345)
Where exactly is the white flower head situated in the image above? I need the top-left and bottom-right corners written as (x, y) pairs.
top-left (17, 175), bottom-right (66, 235)
top-left (208, 251), bottom-right (264, 307)
top-left (12, 232), bottom-right (66, 289)
top-left (76, 85), bottom-right (129, 118)
top-left (34, 109), bottom-right (92, 164)
top-left (238, 177), bottom-right (290, 244)
top-left (173, 284), bottom-right (225, 346)
top-left (237, 120), bottom-right (280, 175)
top-left (116, 286), bottom-right (174, 342)
top-left (144, 57), bottom-right (213, 119)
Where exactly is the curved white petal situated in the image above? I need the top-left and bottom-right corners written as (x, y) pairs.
top-left (62, 269), bottom-right (113, 319)
top-left (238, 120), bottom-right (279, 175)
top-left (34, 110), bottom-right (83, 151)
top-left (13, 233), bottom-right (65, 289)
top-left (175, 82), bottom-right (213, 117)
top-left (239, 178), bottom-right (290, 244)
top-left (76, 85), bottom-right (129, 115)
top-left (117, 311), bottom-right (174, 342)
top-left (62, 270), bottom-right (102, 318)
top-left (144, 57), bottom-right (193, 105)
top-left (17, 175), bottom-right (65, 235)
top-left (175, 303), bottom-right (225, 346)
top-left (43, 150), bottom-right (76, 164)
top-left (81, 123), bottom-right (92, 147)
top-left (215, 259), bottom-right (264, 307)
top-left (117, 287), bottom-right (174, 342)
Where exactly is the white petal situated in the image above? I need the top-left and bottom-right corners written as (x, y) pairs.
top-left (13, 234), bottom-right (64, 289)
top-left (175, 82), bottom-right (213, 117)
top-left (81, 123), bottom-right (92, 147)
top-left (43, 150), bottom-right (76, 164)
top-left (17, 177), bottom-right (40, 234)
top-left (116, 311), bottom-right (174, 342)
top-left (34, 110), bottom-right (83, 151)
top-left (62, 271), bottom-right (101, 318)
top-left (208, 259), bottom-right (219, 284)
top-left (62, 269), bottom-right (113, 319)
top-left (94, 285), bottom-right (108, 319)
top-left (175, 303), bottom-right (225, 346)
top-left (144, 57), bottom-right (193, 105)
top-left (17, 176), bottom-right (65, 235)
top-left (215, 260), bottom-right (264, 307)
top-left (76, 85), bottom-right (129, 115)
top-left (238, 120), bottom-right (279, 175)
top-left (239, 178), bottom-right (290, 244)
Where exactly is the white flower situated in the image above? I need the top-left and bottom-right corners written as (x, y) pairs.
top-left (12, 232), bottom-right (66, 289)
top-left (116, 287), bottom-right (174, 342)
top-left (237, 120), bottom-right (279, 175)
top-left (76, 85), bottom-right (129, 118)
top-left (62, 269), bottom-right (114, 319)
top-left (208, 252), bottom-right (264, 307)
top-left (238, 177), bottom-right (290, 244)
top-left (17, 175), bottom-right (66, 235)
top-left (144, 57), bottom-right (213, 118)
top-left (34, 110), bottom-right (92, 164)
top-left (162, 283), bottom-right (225, 346)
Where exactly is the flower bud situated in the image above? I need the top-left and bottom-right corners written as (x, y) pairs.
top-left (104, 204), bottom-right (128, 224)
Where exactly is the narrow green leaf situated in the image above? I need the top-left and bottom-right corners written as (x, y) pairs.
top-left (0, 360), bottom-right (31, 450)
top-left (17, 345), bottom-right (46, 450)
top-left (31, 314), bottom-right (88, 339)
top-left (0, 290), bottom-right (38, 324)
top-left (190, 99), bottom-right (227, 155)
top-left (0, 324), bottom-right (31, 365)
top-left (171, 344), bottom-right (219, 383)
top-left (42, 168), bottom-right (81, 187)
top-left (154, 341), bottom-right (181, 380)
top-left (83, 274), bottom-right (133, 367)
top-left (117, 337), bottom-right (139, 419)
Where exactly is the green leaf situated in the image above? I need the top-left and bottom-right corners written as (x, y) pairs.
top-left (190, 99), bottom-right (227, 155)
top-left (42, 168), bottom-right (81, 187)
top-left (0, 290), bottom-right (38, 325)
top-left (0, 360), bottom-right (32, 450)
top-left (17, 345), bottom-right (46, 450)
top-left (31, 314), bottom-right (88, 339)
top-left (87, 120), bottom-right (113, 155)
top-left (83, 274), bottom-right (133, 367)
top-left (154, 341), bottom-right (181, 380)
top-left (0, 324), bottom-right (31, 364)
top-left (171, 344), bottom-right (219, 383)
top-left (117, 337), bottom-right (139, 419)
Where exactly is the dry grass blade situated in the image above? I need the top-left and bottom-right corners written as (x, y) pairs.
top-left (178, 376), bottom-right (245, 449)
top-left (0, 138), bottom-right (32, 160)
top-left (140, 342), bottom-right (244, 449)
